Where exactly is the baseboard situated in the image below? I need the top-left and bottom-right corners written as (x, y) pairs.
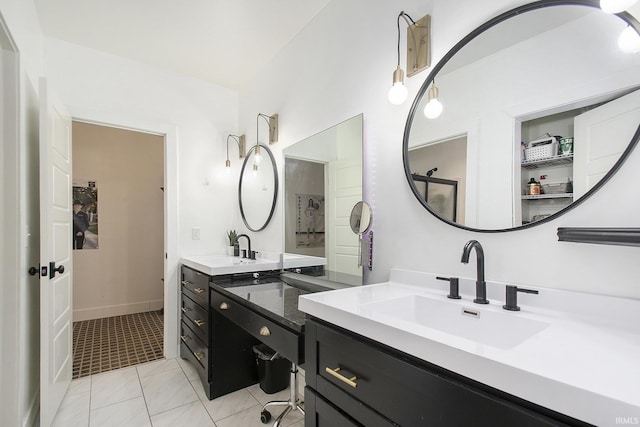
top-left (22, 389), bottom-right (39, 427)
top-left (73, 300), bottom-right (164, 322)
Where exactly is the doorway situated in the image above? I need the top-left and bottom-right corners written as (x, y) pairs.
top-left (71, 121), bottom-right (165, 377)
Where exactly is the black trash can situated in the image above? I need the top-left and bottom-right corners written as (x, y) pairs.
top-left (253, 344), bottom-right (290, 394)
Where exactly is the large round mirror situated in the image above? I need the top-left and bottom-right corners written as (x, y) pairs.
top-left (404, 0), bottom-right (640, 232)
top-left (239, 144), bottom-right (278, 232)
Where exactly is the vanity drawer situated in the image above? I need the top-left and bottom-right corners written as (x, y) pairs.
top-left (181, 266), bottom-right (209, 307)
top-left (306, 319), bottom-right (573, 427)
top-left (180, 321), bottom-right (208, 372)
top-left (181, 294), bottom-right (209, 342)
top-left (211, 290), bottom-right (303, 364)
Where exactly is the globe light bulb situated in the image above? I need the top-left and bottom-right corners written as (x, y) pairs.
top-left (388, 65), bottom-right (408, 105)
top-left (618, 26), bottom-right (640, 53)
top-left (423, 85), bottom-right (443, 119)
top-left (254, 145), bottom-right (262, 164)
top-left (600, 0), bottom-right (638, 13)
top-left (388, 82), bottom-right (408, 105)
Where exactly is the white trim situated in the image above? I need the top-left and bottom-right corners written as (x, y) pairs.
top-left (0, 12), bottom-right (21, 427)
top-left (68, 107), bottom-right (179, 359)
top-left (73, 300), bottom-right (164, 322)
top-left (22, 390), bottom-right (39, 427)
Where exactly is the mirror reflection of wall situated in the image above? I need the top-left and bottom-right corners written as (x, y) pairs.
top-left (408, 136), bottom-right (467, 224)
top-left (285, 158), bottom-right (325, 256)
top-left (406, 4), bottom-right (640, 231)
top-left (284, 114), bottom-right (363, 279)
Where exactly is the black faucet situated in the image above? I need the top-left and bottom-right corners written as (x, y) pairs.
top-left (235, 234), bottom-right (252, 259)
top-left (461, 240), bottom-right (488, 304)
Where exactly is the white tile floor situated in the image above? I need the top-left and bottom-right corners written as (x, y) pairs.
top-left (52, 358), bottom-right (305, 427)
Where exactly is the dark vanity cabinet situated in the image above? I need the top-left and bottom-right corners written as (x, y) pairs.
top-left (304, 318), bottom-right (589, 427)
top-left (179, 266), bottom-right (260, 399)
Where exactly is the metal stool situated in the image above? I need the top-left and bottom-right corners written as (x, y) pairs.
top-left (259, 362), bottom-right (304, 426)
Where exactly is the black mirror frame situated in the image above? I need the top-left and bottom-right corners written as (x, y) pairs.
top-left (402, 0), bottom-right (640, 233)
top-left (238, 143), bottom-right (279, 232)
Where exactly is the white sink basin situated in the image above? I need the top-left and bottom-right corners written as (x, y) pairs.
top-left (360, 294), bottom-right (549, 349)
top-left (180, 254), bottom-right (281, 275)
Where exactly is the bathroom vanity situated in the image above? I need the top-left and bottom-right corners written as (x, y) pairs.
top-left (179, 254), bottom-right (330, 400)
top-left (299, 269), bottom-right (640, 426)
top-left (180, 265), bottom-right (263, 399)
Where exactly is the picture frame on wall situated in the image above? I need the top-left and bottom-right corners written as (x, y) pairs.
top-left (72, 180), bottom-right (99, 250)
top-left (295, 194), bottom-right (325, 248)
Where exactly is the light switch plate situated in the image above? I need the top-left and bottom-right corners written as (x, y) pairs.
top-left (192, 228), bottom-right (200, 240)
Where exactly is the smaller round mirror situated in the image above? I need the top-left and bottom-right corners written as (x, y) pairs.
top-left (349, 201), bottom-right (372, 234)
top-left (239, 144), bottom-right (278, 232)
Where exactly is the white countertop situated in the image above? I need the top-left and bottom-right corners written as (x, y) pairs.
top-left (298, 269), bottom-right (640, 426)
top-left (282, 253), bottom-right (327, 269)
top-left (180, 252), bottom-right (326, 276)
top-left (180, 254), bottom-right (281, 275)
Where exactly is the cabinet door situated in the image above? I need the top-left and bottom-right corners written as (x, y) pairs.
top-left (305, 387), bottom-right (362, 427)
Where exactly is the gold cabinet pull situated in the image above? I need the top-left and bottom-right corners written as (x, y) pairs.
top-left (220, 302), bottom-right (229, 310)
top-left (325, 367), bottom-right (358, 388)
top-left (259, 326), bottom-right (271, 336)
top-left (180, 335), bottom-right (190, 343)
top-left (181, 307), bottom-right (190, 313)
top-left (181, 280), bottom-right (191, 286)
top-left (194, 351), bottom-right (204, 361)
top-left (194, 319), bottom-right (205, 327)
top-left (194, 287), bottom-right (205, 294)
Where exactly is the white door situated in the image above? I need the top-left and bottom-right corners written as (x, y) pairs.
top-left (39, 78), bottom-right (73, 427)
top-left (573, 89), bottom-right (640, 198)
top-left (327, 157), bottom-right (362, 276)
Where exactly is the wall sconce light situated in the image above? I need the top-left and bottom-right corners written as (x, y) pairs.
top-left (225, 134), bottom-right (246, 173)
top-left (423, 81), bottom-right (443, 119)
top-left (388, 11), bottom-right (431, 105)
top-left (255, 113), bottom-right (278, 164)
top-left (600, 0), bottom-right (638, 13)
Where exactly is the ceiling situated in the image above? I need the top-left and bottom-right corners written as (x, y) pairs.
top-left (33, 0), bottom-right (331, 89)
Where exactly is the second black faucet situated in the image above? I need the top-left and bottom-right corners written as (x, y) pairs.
top-left (461, 240), bottom-right (489, 304)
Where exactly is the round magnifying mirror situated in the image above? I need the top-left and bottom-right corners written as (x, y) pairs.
top-left (349, 201), bottom-right (372, 234)
top-left (239, 144), bottom-right (278, 232)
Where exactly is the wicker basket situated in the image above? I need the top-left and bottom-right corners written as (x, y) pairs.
top-left (525, 137), bottom-right (558, 161)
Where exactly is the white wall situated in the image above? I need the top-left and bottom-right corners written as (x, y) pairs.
top-left (43, 38), bottom-right (241, 257)
top-left (72, 122), bottom-right (164, 321)
top-left (239, 0), bottom-right (640, 299)
top-left (0, 0), bottom-right (44, 426)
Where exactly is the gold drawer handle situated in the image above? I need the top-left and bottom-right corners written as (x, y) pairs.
top-left (181, 307), bottom-right (190, 313)
top-left (194, 319), bottom-right (206, 327)
top-left (181, 280), bottom-right (191, 286)
top-left (194, 287), bottom-right (205, 294)
top-left (194, 351), bottom-right (204, 361)
top-left (220, 302), bottom-right (229, 310)
top-left (259, 326), bottom-right (271, 336)
top-left (325, 367), bottom-right (358, 388)
top-left (180, 335), bottom-right (190, 343)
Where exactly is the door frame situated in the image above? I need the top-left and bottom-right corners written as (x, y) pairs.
top-left (0, 12), bottom-right (22, 427)
top-left (71, 108), bottom-right (179, 359)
